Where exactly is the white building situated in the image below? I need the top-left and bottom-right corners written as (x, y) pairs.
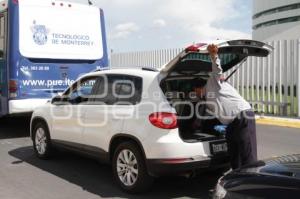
top-left (253, 0), bottom-right (300, 41)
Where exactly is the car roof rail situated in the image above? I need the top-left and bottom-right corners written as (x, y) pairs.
top-left (93, 67), bottom-right (110, 72)
top-left (96, 66), bottom-right (158, 72)
top-left (141, 67), bottom-right (158, 72)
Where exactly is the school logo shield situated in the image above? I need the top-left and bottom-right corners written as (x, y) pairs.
top-left (31, 21), bottom-right (49, 45)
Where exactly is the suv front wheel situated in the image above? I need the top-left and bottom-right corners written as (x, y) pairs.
top-left (112, 141), bottom-right (154, 193)
top-left (32, 122), bottom-right (52, 159)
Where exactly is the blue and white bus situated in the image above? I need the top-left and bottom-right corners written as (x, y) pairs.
top-left (0, 0), bottom-right (108, 116)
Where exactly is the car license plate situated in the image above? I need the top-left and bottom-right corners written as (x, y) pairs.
top-left (210, 141), bottom-right (228, 155)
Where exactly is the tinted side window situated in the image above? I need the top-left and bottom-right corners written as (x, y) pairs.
top-left (94, 75), bottom-right (118, 105)
top-left (115, 76), bottom-right (142, 105)
top-left (68, 77), bottom-right (99, 104)
top-left (94, 75), bottom-right (142, 105)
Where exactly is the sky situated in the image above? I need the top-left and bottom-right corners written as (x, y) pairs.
top-left (67, 0), bottom-right (253, 52)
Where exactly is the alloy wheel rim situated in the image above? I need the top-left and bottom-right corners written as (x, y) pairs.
top-left (117, 149), bottom-right (138, 186)
top-left (35, 128), bottom-right (47, 155)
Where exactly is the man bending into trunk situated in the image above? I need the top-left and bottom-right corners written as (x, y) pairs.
top-left (204, 44), bottom-right (257, 169)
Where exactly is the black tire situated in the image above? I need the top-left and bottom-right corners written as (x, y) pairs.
top-left (214, 165), bottom-right (232, 176)
top-left (112, 141), bottom-right (154, 193)
top-left (32, 122), bottom-right (52, 159)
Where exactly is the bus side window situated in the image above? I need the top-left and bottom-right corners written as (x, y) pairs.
top-left (0, 14), bottom-right (5, 59)
top-left (0, 13), bottom-right (5, 96)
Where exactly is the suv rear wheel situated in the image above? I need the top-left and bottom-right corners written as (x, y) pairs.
top-left (112, 141), bottom-right (154, 193)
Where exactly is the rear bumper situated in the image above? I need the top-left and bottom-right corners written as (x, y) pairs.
top-left (9, 99), bottom-right (50, 114)
top-left (146, 154), bottom-right (230, 177)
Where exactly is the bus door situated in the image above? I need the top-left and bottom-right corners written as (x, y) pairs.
top-left (0, 12), bottom-right (8, 116)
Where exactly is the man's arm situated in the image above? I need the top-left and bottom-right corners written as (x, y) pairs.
top-left (211, 56), bottom-right (223, 79)
top-left (207, 44), bottom-right (223, 91)
top-left (207, 44), bottom-right (223, 78)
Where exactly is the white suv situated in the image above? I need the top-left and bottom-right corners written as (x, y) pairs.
top-left (30, 40), bottom-right (272, 193)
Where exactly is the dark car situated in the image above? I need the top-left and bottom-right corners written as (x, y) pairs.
top-left (212, 154), bottom-right (300, 199)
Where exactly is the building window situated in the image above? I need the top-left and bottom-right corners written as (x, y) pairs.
top-left (253, 3), bottom-right (300, 19)
top-left (253, 15), bottom-right (300, 30)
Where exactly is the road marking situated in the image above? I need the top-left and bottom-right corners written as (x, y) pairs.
top-left (0, 141), bottom-right (22, 148)
top-left (256, 117), bottom-right (300, 129)
top-left (0, 141), bottom-right (12, 145)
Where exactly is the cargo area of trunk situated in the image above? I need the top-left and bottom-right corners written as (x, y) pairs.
top-left (160, 77), bottom-right (226, 143)
top-left (175, 100), bottom-right (226, 142)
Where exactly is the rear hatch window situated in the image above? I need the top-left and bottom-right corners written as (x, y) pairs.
top-left (161, 39), bottom-right (273, 76)
top-left (177, 52), bottom-right (241, 75)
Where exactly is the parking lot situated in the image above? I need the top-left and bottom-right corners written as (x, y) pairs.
top-left (1, 117), bottom-right (300, 199)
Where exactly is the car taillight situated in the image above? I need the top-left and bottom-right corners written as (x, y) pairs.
top-left (9, 80), bottom-right (18, 98)
top-left (149, 112), bottom-right (178, 129)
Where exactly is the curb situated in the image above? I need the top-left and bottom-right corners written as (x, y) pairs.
top-left (256, 116), bottom-right (300, 129)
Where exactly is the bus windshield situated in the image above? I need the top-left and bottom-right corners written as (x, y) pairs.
top-left (19, 0), bottom-right (103, 60)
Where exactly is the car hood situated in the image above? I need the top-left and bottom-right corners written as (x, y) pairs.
top-left (237, 154), bottom-right (300, 179)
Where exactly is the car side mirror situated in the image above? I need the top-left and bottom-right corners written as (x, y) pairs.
top-left (51, 95), bottom-right (68, 105)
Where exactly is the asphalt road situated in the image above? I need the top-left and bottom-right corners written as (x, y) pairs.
top-left (0, 116), bottom-right (300, 199)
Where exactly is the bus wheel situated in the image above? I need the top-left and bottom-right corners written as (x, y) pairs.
top-left (33, 122), bottom-right (52, 159)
